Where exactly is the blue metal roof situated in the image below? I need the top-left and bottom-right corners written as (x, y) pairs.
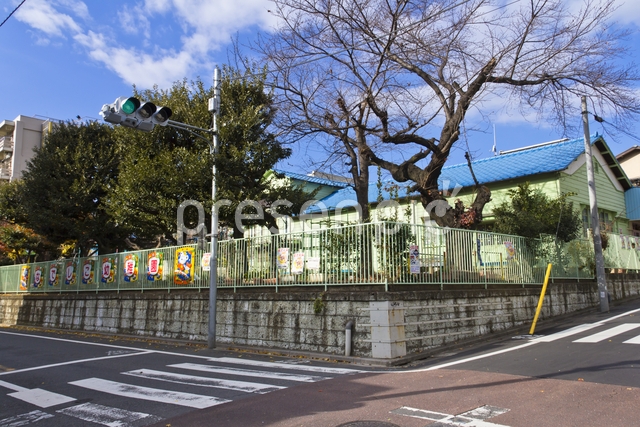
top-left (438, 136), bottom-right (597, 188)
top-left (309, 135), bottom-right (602, 212)
top-left (272, 169), bottom-right (349, 188)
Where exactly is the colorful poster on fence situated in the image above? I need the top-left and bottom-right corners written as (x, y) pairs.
top-left (20, 265), bottom-right (30, 290)
top-left (504, 241), bottom-right (516, 260)
top-left (621, 233), bottom-right (626, 250)
top-left (636, 237), bottom-right (640, 251)
top-left (101, 257), bottom-right (117, 284)
top-left (174, 247), bottom-right (194, 285)
top-left (202, 253), bottom-right (211, 272)
top-left (33, 266), bottom-right (44, 288)
top-left (64, 261), bottom-right (76, 285)
top-left (291, 252), bottom-right (305, 274)
top-left (147, 251), bottom-right (163, 281)
top-left (48, 263), bottom-right (60, 287)
top-left (277, 248), bottom-right (289, 270)
top-left (82, 259), bottom-right (95, 285)
top-left (409, 245), bottom-right (420, 274)
top-left (123, 254), bottom-right (139, 283)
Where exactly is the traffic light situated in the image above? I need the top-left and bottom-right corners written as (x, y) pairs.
top-left (99, 96), bottom-right (172, 132)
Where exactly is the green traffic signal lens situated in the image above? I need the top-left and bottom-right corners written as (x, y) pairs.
top-left (121, 97), bottom-right (140, 114)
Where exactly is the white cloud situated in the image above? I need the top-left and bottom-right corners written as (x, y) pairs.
top-left (15, 0), bottom-right (277, 89)
top-left (14, 0), bottom-right (82, 38)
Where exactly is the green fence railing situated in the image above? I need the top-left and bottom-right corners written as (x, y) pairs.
top-left (2, 222), bottom-right (639, 294)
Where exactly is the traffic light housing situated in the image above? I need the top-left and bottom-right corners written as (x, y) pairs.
top-left (99, 96), bottom-right (172, 132)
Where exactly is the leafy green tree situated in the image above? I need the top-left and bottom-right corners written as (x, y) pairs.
top-left (492, 183), bottom-right (582, 242)
top-left (19, 121), bottom-right (124, 256)
top-left (108, 65), bottom-right (312, 248)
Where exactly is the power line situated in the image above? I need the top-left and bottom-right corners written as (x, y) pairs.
top-left (0, 0), bottom-right (27, 29)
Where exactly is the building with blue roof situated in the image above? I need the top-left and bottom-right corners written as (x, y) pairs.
top-left (298, 135), bottom-right (633, 236)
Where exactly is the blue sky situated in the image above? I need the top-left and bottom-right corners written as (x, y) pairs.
top-left (2, 0), bottom-right (640, 174)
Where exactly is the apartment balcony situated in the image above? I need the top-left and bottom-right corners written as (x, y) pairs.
top-left (0, 166), bottom-right (10, 181)
top-left (0, 136), bottom-right (13, 153)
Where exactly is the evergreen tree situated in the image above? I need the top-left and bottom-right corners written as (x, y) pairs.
top-left (19, 121), bottom-right (124, 256)
top-left (492, 183), bottom-right (582, 242)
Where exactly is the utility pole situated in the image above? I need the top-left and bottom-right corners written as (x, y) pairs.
top-left (581, 95), bottom-right (609, 313)
top-left (208, 67), bottom-right (220, 348)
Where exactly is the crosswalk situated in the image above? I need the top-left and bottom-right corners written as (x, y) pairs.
top-left (1, 356), bottom-right (364, 427)
top-left (536, 322), bottom-right (640, 344)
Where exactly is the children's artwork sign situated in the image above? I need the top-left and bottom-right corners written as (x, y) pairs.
top-left (504, 241), bottom-right (516, 260)
top-left (202, 253), bottom-right (211, 272)
top-left (409, 245), bottom-right (420, 274)
top-left (20, 265), bottom-right (30, 291)
top-left (636, 237), bottom-right (640, 251)
top-left (620, 233), bottom-right (626, 250)
top-left (174, 247), bottom-right (194, 285)
top-left (123, 254), bottom-right (139, 283)
top-left (48, 263), bottom-right (60, 287)
top-left (82, 259), bottom-right (95, 285)
top-left (277, 248), bottom-right (289, 270)
top-left (147, 251), bottom-right (163, 281)
top-left (33, 266), bottom-right (44, 288)
top-left (64, 261), bottom-right (76, 286)
top-left (291, 252), bottom-right (305, 274)
top-left (101, 257), bottom-right (117, 284)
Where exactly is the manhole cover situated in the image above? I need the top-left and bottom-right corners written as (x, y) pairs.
top-left (336, 422), bottom-right (400, 427)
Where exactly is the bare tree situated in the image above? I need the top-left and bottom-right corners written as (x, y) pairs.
top-left (260, 0), bottom-right (640, 227)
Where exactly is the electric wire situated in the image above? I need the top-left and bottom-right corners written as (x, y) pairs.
top-left (0, 0), bottom-right (26, 29)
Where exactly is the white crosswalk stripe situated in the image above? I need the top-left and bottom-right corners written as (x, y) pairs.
top-left (536, 323), bottom-right (640, 344)
top-left (573, 323), bottom-right (640, 343)
top-left (122, 368), bottom-right (285, 393)
top-left (69, 377), bottom-right (230, 409)
top-left (208, 357), bottom-right (364, 374)
top-left (168, 362), bottom-right (328, 382)
top-left (56, 402), bottom-right (162, 427)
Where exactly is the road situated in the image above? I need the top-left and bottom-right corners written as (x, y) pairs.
top-left (0, 329), bottom-right (365, 426)
top-left (2, 299), bottom-right (640, 427)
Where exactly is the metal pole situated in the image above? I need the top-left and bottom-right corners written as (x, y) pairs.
top-left (581, 95), bottom-right (609, 312)
top-left (208, 67), bottom-right (220, 348)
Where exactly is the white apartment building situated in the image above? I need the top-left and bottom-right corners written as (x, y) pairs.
top-left (0, 115), bottom-right (48, 182)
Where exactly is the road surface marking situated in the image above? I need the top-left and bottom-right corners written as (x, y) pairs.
top-left (213, 356), bottom-right (365, 374)
top-left (0, 379), bottom-right (28, 392)
top-left (391, 405), bottom-right (510, 426)
top-left (0, 410), bottom-right (54, 427)
top-left (623, 334), bottom-right (640, 344)
top-left (0, 351), bottom-right (153, 377)
top-left (573, 323), bottom-right (640, 343)
top-left (209, 357), bottom-right (364, 374)
top-left (123, 368), bottom-right (285, 393)
top-left (532, 323), bottom-right (603, 342)
top-left (57, 402), bottom-right (162, 427)
top-left (170, 362), bottom-right (326, 382)
top-left (9, 388), bottom-right (76, 408)
top-left (69, 377), bottom-right (229, 408)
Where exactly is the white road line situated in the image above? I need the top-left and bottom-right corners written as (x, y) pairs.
top-left (532, 323), bottom-right (603, 342)
top-left (170, 362), bottom-right (325, 382)
top-left (57, 402), bottom-right (162, 427)
top-left (9, 388), bottom-right (76, 408)
top-left (123, 368), bottom-right (285, 393)
top-left (209, 357), bottom-right (364, 374)
top-left (573, 323), bottom-right (640, 343)
top-left (69, 377), bottom-right (229, 409)
top-left (0, 351), bottom-right (154, 377)
top-left (0, 379), bottom-right (28, 392)
top-left (0, 410), bottom-right (54, 427)
top-left (622, 334), bottom-right (640, 344)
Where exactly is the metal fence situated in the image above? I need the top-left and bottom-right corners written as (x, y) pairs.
top-left (2, 222), bottom-right (640, 294)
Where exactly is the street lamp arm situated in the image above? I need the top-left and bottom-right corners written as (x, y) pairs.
top-left (167, 122), bottom-right (215, 147)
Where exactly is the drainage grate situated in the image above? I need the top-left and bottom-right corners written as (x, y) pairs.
top-left (336, 422), bottom-right (401, 427)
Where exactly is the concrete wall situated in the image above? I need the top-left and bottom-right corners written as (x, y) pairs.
top-left (1, 275), bottom-right (639, 359)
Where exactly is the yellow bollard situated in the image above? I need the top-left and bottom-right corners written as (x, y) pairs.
top-left (530, 263), bottom-right (553, 335)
